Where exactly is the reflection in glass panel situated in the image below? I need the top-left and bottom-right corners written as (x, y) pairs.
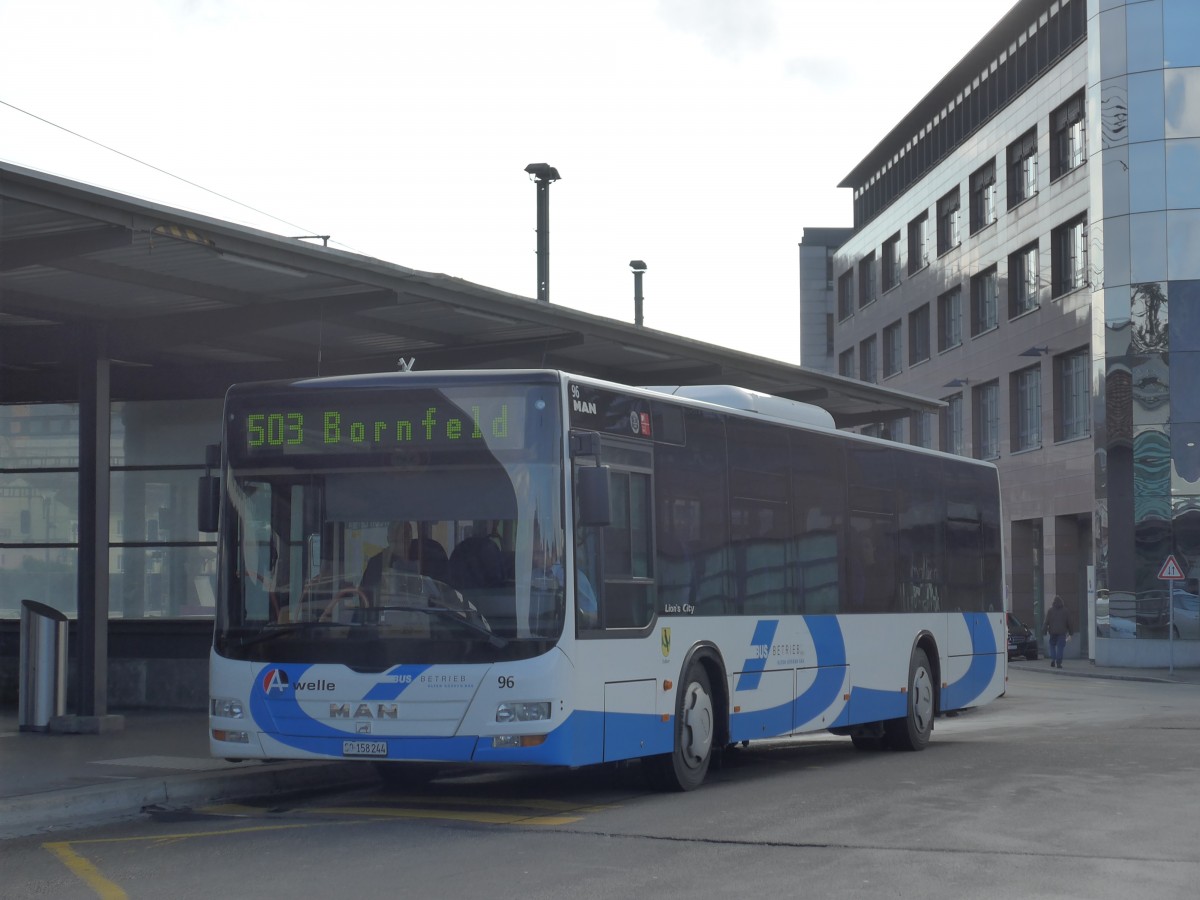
top-left (1104, 214), bottom-right (1131, 288)
top-left (1129, 141), bottom-right (1167, 213)
top-left (1167, 209), bottom-right (1200, 280)
top-left (0, 472), bottom-right (79, 546)
top-left (1164, 0), bottom-right (1200, 69)
top-left (0, 404), bottom-right (80, 467)
top-left (1165, 69), bottom-right (1200, 138)
top-left (0, 548), bottom-right (78, 618)
top-left (112, 399), bottom-right (223, 466)
top-left (1100, 77), bottom-right (1129, 149)
top-left (1107, 286), bottom-right (1132, 333)
top-left (1130, 281), bottom-right (1169, 355)
top-left (1099, 6), bottom-right (1128, 83)
top-left (113, 468), bottom-right (207, 539)
top-left (1127, 0), bottom-right (1165, 75)
top-left (1128, 71), bottom-right (1166, 144)
top-left (1171, 499), bottom-right (1200, 640)
top-left (1129, 212), bottom-right (1167, 284)
top-left (111, 545), bottom-right (217, 619)
top-left (1166, 138), bottom-right (1200, 208)
top-left (1101, 144), bottom-right (1130, 217)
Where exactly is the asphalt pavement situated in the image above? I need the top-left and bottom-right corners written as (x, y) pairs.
top-left (2, 656), bottom-right (1197, 840)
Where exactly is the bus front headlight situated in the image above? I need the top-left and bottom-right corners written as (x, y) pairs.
top-left (495, 701), bottom-right (551, 723)
top-left (210, 697), bottom-right (244, 719)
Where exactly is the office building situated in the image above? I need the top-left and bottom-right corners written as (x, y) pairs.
top-left (801, 0), bottom-right (1200, 665)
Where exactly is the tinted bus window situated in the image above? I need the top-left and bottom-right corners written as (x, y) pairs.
top-left (655, 408), bottom-right (729, 615)
top-left (728, 419), bottom-right (792, 615)
top-left (790, 430), bottom-right (845, 614)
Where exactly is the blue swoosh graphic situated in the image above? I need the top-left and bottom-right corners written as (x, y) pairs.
top-left (736, 619), bottom-right (779, 691)
top-left (941, 612), bottom-right (999, 709)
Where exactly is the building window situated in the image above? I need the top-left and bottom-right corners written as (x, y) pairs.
top-left (838, 347), bottom-right (856, 378)
top-left (937, 286), bottom-right (962, 352)
top-left (970, 266), bottom-right (999, 336)
top-left (910, 411), bottom-right (934, 449)
top-left (937, 189), bottom-right (960, 256)
top-left (1009, 242), bottom-right (1040, 317)
top-left (1052, 215), bottom-right (1087, 296)
top-left (859, 335), bottom-right (878, 383)
top-left (941, 394), bottom-right (964, 455)
top-left (882, 233), bottom-right (901, 291)
top-left (1051, 91), bottom-right (1085, 181)
top-left (973, 380), bottom-right (1000, 460)
top-left (1011, 365), bottom-right (1042, 452)
top-left (883, 320), bottom-right (902, 377)
top-left (908, 303), bottom-right (930, 365)
top-left (970, 160), bottom-right (996, 233)
top-left (858, 252), bottom-right (876, 308)
top-left (1056, 347), bottom-right (1091, 440)
top-left (907, 212), bottom-right (930, 275)
top-left (1007, 128), bottom-right (1038, 208)
top-left (838, 269), bottom-right (854, 321)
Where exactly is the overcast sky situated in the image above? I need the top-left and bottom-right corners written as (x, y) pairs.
top-left (1, 0), bottom-right (1018, 364)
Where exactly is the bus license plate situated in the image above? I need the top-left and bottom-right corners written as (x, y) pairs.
top-left (342, 740), bottom-right (387, 757)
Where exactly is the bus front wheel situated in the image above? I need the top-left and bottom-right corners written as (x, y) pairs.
top-left (885, 648), bottom-right (934, 751)
top-left (648, 665), bottom-right (715, 791)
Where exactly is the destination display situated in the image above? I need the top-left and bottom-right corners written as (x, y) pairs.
top-left (227, 389), bottom-right (534, 460)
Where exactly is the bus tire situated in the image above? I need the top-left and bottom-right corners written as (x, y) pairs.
top-left (884, 648), bottom-right (934, 752)
top-left (649, 665), bottom-right (715, 791)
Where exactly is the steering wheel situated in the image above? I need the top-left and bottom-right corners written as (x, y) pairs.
top-left (321, 587), bottom-right (369, 622)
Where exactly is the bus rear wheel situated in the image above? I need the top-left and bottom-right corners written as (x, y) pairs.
top-left (884, 648), bottom-right (934, 751)
top-left (647, 665), bottom-right (715, 791)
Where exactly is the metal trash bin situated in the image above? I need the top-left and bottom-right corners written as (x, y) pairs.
top-left (19, 599), bottom-right (68, 732)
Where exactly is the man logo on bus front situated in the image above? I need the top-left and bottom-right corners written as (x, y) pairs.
top-left (661, 627), bottom-right (671, 658)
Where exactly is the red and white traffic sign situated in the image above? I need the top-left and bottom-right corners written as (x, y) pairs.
top-left (1158, 555), bottom-right (1185, 581)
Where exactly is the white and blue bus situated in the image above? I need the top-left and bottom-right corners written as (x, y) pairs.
top-left (203, 369), bottom-right (1005, 790)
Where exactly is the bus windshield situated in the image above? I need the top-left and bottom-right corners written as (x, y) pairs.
top-left (213, 379), bottom-right (566, 667)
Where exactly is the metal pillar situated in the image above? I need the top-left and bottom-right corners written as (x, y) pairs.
top-left (76, 327), bottom-right (112, 720)
top-left (524, 163), bottom-right (560, 303)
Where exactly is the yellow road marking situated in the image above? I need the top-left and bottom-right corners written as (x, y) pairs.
top-left (43, 842), bottom-right (128, 900)
top-left (40, 792), bottom-right (612, 896)
top-left (315, 805), bottom-right (583, 825)
top-left (370, 793), bottom-right (619, 813)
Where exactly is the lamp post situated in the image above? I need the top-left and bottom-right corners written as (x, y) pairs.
top-left (524, 163), bottom-right (560, 303)
top-left (629, 260), bottom-right (647, 327)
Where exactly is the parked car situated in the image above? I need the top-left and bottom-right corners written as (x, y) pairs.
top-left (1172, 590), bottom-right (1199, 640)
top-left (1007, 613), bottom-right (1039, 660)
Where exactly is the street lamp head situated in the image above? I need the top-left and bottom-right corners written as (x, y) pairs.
top-left (629, 260), bottom-right (647, 272)
top-left (524, 163), bottom-right (561, 182)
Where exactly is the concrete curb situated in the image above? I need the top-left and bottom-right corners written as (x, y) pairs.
top-left (0, 760), bottom-right (379, 841)
top-left (1008, 662), bottom-right (1198, 685)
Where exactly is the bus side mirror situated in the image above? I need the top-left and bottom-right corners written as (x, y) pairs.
top-left (577, 465), bottom-right (611, 527)
top-left (198, 475), bottom-right (220, 533)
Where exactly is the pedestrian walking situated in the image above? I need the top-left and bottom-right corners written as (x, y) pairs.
top-left (1043, 595), bottom-right (1073, 668)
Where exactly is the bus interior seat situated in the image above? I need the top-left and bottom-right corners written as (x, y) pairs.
top-left (410, 537), bottom-right (449, 583)
top-left (448, 535), bottom-right (506, 589)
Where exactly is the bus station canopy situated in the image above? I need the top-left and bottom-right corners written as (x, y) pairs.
top-left (1, 162), bottom-right (937, 428)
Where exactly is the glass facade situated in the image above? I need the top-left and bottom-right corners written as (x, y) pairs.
top-left (811, 0), bottom-right (1200, 659)
top-left (0, 400), bottom-right (221, 619)
top-left (1095, 0), bottom-right (1200, 644)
